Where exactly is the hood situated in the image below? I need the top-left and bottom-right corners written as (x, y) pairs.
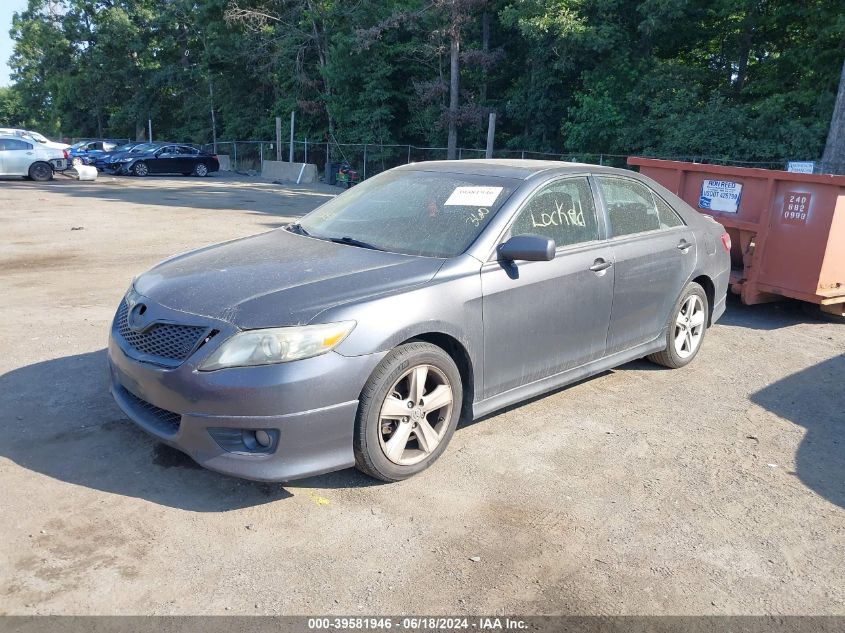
top-left (133, 229), bottom-right (445, 329)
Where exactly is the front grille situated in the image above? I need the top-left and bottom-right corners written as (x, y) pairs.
top-left (121, 387), bottom-right (182, 436)
top-left (116, 300), bottom-right (209, 365)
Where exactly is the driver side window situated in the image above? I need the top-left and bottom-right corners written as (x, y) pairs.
top-left (510, 177), bottom-right (599, 248)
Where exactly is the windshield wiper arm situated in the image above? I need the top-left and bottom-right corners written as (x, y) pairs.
top-left (286, 222), bottom-right (310, 236)
top-left (326, 236), bottom-right (382, 251)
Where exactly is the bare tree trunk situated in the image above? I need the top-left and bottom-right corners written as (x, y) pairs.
top-left (480, 10), bottom-right (489, 104)
top-left (822, 56), bottom-right (845, 174)
top-left (447, 32), bottom-right (460, 159)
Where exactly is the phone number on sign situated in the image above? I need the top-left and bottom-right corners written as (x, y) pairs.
top-left (308, 617), bottom-right (473, 630)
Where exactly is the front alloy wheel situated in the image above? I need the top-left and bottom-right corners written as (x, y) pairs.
top-left (355, 342), bottom-right (462, 481)
top-left (132, 161), bottom-right (149, 177)
top-left (378, 364), bottom-right (454, 466)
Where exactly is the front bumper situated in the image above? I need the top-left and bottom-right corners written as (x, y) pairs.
top-left (108, 313), bottom-right (385, 481)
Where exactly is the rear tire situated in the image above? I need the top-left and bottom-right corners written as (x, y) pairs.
top-left (193, 162), bottom-right (209, 177)
top-left (354, 342), bottom-right (462, 482)
top-left (648, 282), bottom-right (708, 368)
top-left (28, 162), bottom-right (53, 182)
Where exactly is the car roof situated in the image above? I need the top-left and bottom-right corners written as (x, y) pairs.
top-left (393, 159), bottom-right (634, 180)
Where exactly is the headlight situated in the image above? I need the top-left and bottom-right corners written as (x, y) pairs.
top-left (199, 321), bottom-right (356, 371)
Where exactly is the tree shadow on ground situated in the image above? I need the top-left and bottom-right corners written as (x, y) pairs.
top-left (0, 349), bottom-right (376, 512)
top-left (0, 172), bottom-right (340, 218)
top-left (750, 353), bottom-right (845, 509)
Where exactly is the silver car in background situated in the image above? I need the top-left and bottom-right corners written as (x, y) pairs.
top-left (0, 135), bottom-right (67, 181)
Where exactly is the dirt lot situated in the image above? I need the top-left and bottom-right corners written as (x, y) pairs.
top-left (0, 172), bottom-right (843, 616)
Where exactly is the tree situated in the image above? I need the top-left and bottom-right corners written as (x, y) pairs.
top-left (822, 56), bottom-right (845, 174)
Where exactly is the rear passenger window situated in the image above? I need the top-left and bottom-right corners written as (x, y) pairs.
top-left (597, 177), bottom-right (684, 237)
top-left (653, 194), bottom-right (684, 228)
top-left (3, 139), bottom-right (32, 151)
top-left (510, 177), bottom-right (599, 248)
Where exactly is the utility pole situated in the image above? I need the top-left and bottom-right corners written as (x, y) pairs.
top-left (289, 111), bottom-right (295, 162)
top-left (275, 117), bottom-right (282, 161)
top-left (485, 112), bottom-right (496, 159)
top-left (148, 118), bottom-right (153, 143)
top-left (209, 79), bottom-right (217, 154)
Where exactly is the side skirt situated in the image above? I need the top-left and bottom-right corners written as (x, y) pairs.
top-left (471, 336), bottom-right (665, 420)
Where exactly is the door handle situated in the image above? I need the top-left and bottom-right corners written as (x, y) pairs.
top-left (589, 258), bottom-right (613, 272)
top-left (677, 239), bottom-right (692, 252)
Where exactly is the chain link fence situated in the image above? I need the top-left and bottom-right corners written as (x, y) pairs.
top-left (198, 138), bottom-right (817, 182)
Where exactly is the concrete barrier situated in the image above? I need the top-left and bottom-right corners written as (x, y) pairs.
top-left (261, 160), bottom-right (318, 184)
top-left (217, 155), bottom-right (231, 171)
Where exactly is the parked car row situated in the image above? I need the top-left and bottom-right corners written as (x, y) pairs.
top-left (94, 142), bottom-right (220, 177)
top-left (0, 131), bottom-right (221, 180)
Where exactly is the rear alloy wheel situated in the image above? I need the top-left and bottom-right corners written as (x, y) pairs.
top-left (354, 342), bottom-right (462, 481)
top-left (28, 162), bottom-right (53, 182)
top-left (193, 162), bottom-right (209, 177)
top-left (132, 161), bottom-right (149, 177)
top-left (648, 282), bottom-right (708, 368)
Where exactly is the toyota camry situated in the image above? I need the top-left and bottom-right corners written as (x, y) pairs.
top-left (108, 160), bottom-right (730, 482)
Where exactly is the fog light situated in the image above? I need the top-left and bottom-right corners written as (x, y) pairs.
top-left (254, 429), bottom-right (272, 447)
top-left (208, 427), bottom-right (279, 454)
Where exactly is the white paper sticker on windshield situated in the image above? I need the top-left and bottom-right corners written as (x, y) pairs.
top-left (444, 186), bottom-right (503, 207)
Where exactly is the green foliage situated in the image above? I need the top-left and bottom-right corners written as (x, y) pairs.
top-left (5, 0), bottom-right (844, 163)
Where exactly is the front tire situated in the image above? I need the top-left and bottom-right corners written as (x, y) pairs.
top-left (28, 162), bottom-right (53, 182)
top-left (132, 161), bottom-right (149, 177)
top-left (648, 282), bottom-right (708, 368)
top-left (354, 342), bottom-right (463, 482)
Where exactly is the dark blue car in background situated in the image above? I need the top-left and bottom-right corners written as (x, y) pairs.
top-left (68, 140), bottom-right (118, 166)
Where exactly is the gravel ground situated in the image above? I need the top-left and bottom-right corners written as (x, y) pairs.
top-left (0, 172), bottom-right (843, 616)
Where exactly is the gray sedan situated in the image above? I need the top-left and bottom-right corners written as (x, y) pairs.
top-left (108, 160), bottom-right (731, 482)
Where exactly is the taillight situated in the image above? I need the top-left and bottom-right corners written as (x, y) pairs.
top-left (63, 149), bottom-right (68, 159)
top-left (720, 232), bottom-right (732, 252)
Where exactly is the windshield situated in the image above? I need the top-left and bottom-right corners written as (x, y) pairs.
top-left (129, 143), bottom-right (155, 153)
top-left (296, 169), bottom-right (518, 258)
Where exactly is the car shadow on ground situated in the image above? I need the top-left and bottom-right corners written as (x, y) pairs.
top-left (0, 173), bottom-right (339, 218)
top-left (750, 353), bottom-right (845, 509)
top-left (0, 349), bottom-right (378, 512)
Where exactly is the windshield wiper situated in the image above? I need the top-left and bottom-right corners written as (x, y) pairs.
top-left (326, 236), bottom-right (382, 251)
top-left (286, 223), bottom-right (310, 236)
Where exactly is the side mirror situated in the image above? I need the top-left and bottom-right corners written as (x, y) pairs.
top-left (497, 234), bottom-right (556, 262)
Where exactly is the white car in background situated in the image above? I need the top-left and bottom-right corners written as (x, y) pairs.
top-left (0, 134), bottom-right (68, 181)
top-left (0, 128), bottom-right (70, 150)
